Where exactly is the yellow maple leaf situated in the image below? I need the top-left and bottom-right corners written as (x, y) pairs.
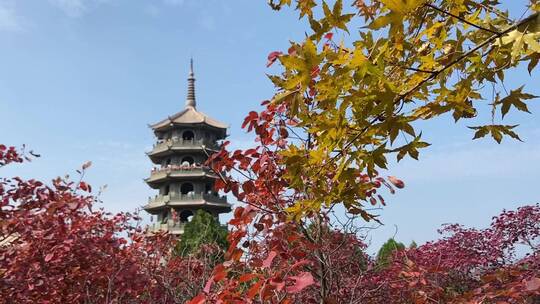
top-left (381, 0), bottom-right (425, 15)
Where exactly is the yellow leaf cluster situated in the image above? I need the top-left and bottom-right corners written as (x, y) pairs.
top-left (265, 0), bottom-right (539, 222)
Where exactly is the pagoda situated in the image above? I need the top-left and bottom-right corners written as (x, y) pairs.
top-left (144, 60), bottom-right (231, 234)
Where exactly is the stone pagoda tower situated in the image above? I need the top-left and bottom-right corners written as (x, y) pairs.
top-left (144, 60), bottom-right (231, 235)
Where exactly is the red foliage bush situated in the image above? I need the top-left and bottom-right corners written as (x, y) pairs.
top-left (0, 146), bottom-right (216, 304)
top-left (347, 205), bottom-right (539, 303)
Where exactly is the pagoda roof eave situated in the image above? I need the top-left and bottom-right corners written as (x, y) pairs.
top-left (143, 200), bottom-right (232, 213)
top-left (150, 106), bottom-right (228, 131)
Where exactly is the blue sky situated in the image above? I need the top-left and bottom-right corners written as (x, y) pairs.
top-left (0, 0), bottom-right (538, 252)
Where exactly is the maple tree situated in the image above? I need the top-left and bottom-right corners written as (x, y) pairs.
top-left (192, 0), bottom-right (540, 303)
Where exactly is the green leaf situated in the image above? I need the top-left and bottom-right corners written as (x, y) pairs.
top-left (527, 53), bottom-right (540, 74)
top-left (496, 86), bottom-right (538, 118)
top-left (470, 126), bottom-right (490, 140)
top-left (296, 0), bottom-right (316, 18)
top-left (392, 134), bottom-right (430, 162)
top-left (381, 0), bottom-right (425, 15)
top-left (468, 125), bottom-right (523, 143)
top-left (367, 14), bottom-right (393, 30)
top-left (491, 128), bottom-right (503, 143)
top-left (272, 90), bottom-right (298, 104)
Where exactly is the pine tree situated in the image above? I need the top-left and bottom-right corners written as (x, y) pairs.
top-left (175, 210), bottom-right (228, 257)
top-left (376, 238), bottom-right (405, 268)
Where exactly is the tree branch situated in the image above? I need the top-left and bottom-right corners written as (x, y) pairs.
top-left (425, 3), bottom-right (500, 35)
top-left (397, 12), bottom-right (539, 103)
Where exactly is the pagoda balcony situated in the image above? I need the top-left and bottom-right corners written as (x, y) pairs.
top-left (148, 138), bottom-right (220, 158)
top-left (147, 220), bottom-right (185, 235)
top-left (145, 192), bottom-right (228, 209)
top-left (146, 165), bottom-right (218, 186)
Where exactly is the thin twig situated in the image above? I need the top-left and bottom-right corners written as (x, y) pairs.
top-left (425, 3), bottom-right (500, 35)
top-left (397, 12), bottom-right (539, 104)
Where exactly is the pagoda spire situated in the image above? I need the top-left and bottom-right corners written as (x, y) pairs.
top-left (185, 58), bottom-right (196, 109)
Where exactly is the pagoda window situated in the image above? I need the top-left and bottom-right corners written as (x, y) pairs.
top-left (181, 156), bottom-right (194, 166)
top-left (179, 210), bottom-right (193, 223)
top-left (161, 210), bottom-right (169, 224)
top-left (162, 185), bottom-right (170, 196)
top-left (165, 158), bottom-right (171, 167)
top-left (182, 130), bottom-right (194, 141)
top-left (205, 183), bottom-right (212, 193)
top-left (180, 182), bottom-right (194, 195)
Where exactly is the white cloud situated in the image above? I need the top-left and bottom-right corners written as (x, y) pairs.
top-left (0, 2), bottom-right (22, 32)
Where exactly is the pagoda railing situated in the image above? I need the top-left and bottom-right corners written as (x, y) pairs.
top-left (147, 166), bottom-right (218, 183)
top-left (152, 138), bottom-right (219, 151)
top-left (150, 164), bottom-right (210, 174)
top-left (148, 193), bottom-right (228, 205)
top-left (147, 221), bottom-right (185, 235)
top-left (146, 165), bottom-right (217, 183)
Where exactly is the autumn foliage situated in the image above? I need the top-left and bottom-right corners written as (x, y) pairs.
top-left (189, 0), bottom-right (540, 302)
top-left (3, 143), bottom-right (538, 303)
top-left (191, 0), bottom-right (540, 302)
top-left (0, 145), bottom-right (218, 303)
top-left (3, 0), bottom-right (540, 303)
top-left (1, 132), bottom-right (539, 303)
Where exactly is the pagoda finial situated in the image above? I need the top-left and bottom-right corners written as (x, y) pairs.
top-left (186, 58), bottom-right (196, 108)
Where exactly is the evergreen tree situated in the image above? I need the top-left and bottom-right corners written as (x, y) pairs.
top-left (175, 210), bottom-right (228, 257)
top-left (376, 238), bottom-right (405, 268)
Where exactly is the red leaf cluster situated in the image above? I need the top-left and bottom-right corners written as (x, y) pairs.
top-left (0, 146), bottom-right (219, 304)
